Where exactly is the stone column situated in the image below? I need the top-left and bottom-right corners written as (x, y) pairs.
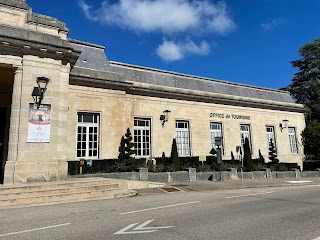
top-left (3, 66), bottom-right (23, 184)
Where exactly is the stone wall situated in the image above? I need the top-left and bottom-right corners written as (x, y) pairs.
top-left (67, 86), bottom-right (305, 168)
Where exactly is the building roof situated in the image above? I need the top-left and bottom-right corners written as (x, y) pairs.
top-left (70, 40), bottom-right (295, 104)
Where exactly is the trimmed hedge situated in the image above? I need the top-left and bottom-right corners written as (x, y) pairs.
top-left (68, 158), bottom-right (146, 175)
top-left (67, 157), bottom-right (299, 175)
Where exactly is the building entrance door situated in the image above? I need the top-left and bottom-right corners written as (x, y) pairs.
top-left (0, 107), bottom-right (6, 183)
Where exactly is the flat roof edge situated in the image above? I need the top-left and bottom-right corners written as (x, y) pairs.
top-left (69, 39), bottom-right (105, 49)
top-left (110, 60), bottom-right (291, 94)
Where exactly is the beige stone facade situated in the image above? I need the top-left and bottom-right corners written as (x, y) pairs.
top-left (0, 0), bottom-right (305, 185)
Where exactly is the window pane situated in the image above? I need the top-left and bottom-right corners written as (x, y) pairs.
top-left (134, 118), bottom-right (151, 157)
top-left (76, 113), bottom-right (99, 159)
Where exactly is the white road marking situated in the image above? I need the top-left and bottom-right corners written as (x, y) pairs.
top-left (286, 180), bottom-right (313, 183)
top-left (120, 201), bottom-right (201, 215)
top-left (311, 236), bottom-right (320, 240)
top-left (0, 223), bottom-right (71, 237)
top-left (225, 191), bottom-right (275, 199)
top-left (114, 219), bottom-right (173, 235)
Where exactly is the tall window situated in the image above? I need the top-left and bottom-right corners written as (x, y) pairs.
top-left (210, 122), bottom-right (223, 151)
top-left (76, 113), bottom-right (99, 159)
top-left (176, 120), bottom-right (190, 156)
top-left (240, 124), bottom-right (251, 148)
top-left (288, 127), bottom-right (298, 153)
top-left (134, 118), bottom-right (151, 157)
top-left (266, 126), bottom-right (276, 150)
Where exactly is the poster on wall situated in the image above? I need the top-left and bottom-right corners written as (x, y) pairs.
top-left (27, 103), bottom-right (51, 143)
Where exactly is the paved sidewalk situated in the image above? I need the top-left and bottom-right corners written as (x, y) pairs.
top-left (136, 177), bottom-right (320, 195)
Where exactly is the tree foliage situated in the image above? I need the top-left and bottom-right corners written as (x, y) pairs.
top-left (118, 128), bottom-right (135, 161)
top-left (243, 137), bottom-right (254, 171)
top-left (258, 149), bottom-right (265, 162)
top-left (268, 139), bottom-right (279, 164)
top-left (302, 120), bottom-right (320, 160)
top-left (231, 151), bottom-right (235, 164)
top-left (171, 138), bottom-right (181, 171)
top-left (283, 37), bottom-right (320, 121)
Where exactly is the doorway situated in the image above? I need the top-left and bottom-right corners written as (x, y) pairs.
top-left (0, 66), bottom-right (14, 184)
top-left (0, 107), bottom-right (6, 183)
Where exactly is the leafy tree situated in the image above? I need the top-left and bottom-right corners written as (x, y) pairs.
top-left (283, 37), bottom-right (320, 121)
top-left (171, 138), bottom-right (180, 171)
top-left (243, 137), bottom-right (254, 171)
top-left (268, 139), bottom-right (279, 164)
top-left (302, 120), bottom-right (320, 159)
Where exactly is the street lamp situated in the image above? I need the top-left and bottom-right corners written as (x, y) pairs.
top-left (32, 77), bottom-right (49, 109)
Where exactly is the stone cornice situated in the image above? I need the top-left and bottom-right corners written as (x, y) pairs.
top-left (69, 67), bottom-right (131, 91)
top-left (0, 0), bottom-right (29, 10)
top-left (127, 84), bottom-right (305, 113)
top-left (0, 24), bottom-right (79, 64)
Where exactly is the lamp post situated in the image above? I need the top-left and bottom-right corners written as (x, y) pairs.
top-left (215, 136), bottom-right (222, 181)
top-left (160, 110), bottom-right (171, 126)
top-left (31, 77), bottom-right (49, 109)
top-left (236, 146), bottom-right (243, 185)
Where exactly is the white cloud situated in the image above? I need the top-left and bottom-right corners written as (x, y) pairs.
top-left (79, 0), bottom-right (235, 35)
top-left (156, 39), bottom-right (211, 62)
top-left (261, 18), bottom-right (286, 31)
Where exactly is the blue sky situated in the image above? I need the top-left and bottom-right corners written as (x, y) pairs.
top-left (28, 0), bottom-right (320, 90)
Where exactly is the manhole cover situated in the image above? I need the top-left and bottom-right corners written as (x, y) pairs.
top-left (161, 187), bottom-right (181, 192)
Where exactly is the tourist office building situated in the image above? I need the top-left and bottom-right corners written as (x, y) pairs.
top-left (0, 0), bottom-right (305, 185)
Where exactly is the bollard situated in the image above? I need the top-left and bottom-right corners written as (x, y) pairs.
top-left (187, 168), bottom-right (196, 182)
top-left (138, 168), bottom-right (148, 181)
top-left (227, 168), bottom-right (238, 180)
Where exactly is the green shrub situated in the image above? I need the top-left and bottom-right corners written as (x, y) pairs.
top-left (171, 139), bottom-right (181, 171)
top-left (303, 160), bottom-right (320, 170)
top-left (197, 164), bottom-right (212, 172)
top-left (268, 139), bottom-right (279, 164)
top-left (243, 137), bottom-right (254, 171)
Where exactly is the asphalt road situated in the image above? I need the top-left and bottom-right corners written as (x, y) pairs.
top-left (1, 184), bottom-right (320, 240)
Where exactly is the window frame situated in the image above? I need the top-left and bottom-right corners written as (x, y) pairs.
top-left (210, 122), bottom-right (223, 154)
top-left (288, 127), bottom-right (298, 154)
top-left (76, 112), bottom-right (100, 159)
top-left (266, 125), bottom-right (276, 152)
top-left (175, 120), bottom-right (190, 157)
top-left (240, 124), bottom-right (251, 152)
top-left (134, 117), bottom-right (151, 158)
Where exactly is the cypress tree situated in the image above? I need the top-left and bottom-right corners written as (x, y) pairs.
top-left (268, 139), bottom-right (279, 164)
top-left (124, 128), bottom-right (135, 160)
top-left (258, 149), bottom-right (265, 162)
top-left (118, 136), bottom-right (126, 161)
top-left (171, 138), bottom-right (180, 171)
top-left (243, 137), bottom-right (254, 171)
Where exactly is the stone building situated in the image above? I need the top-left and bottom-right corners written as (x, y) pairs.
top-left (0, 0), bottom-right (305, 185)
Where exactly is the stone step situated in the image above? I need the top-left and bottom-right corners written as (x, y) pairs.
top-left (0, 183), bottom-right (120, 199)
top-left (0, 188), bottom-right (137, 209)
top-left (0, 178), bottom-right (114, 194)
top-left (0, 177), bottom-right (140, 209)
top-left (0, 187), bottom-right (136, 207)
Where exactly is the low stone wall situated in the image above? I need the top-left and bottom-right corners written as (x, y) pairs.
top-left (72, 168), bottom-right (320, 182)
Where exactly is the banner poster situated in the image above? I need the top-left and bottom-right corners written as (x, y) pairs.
top-left (27, 103), bottom-right (51, 143)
